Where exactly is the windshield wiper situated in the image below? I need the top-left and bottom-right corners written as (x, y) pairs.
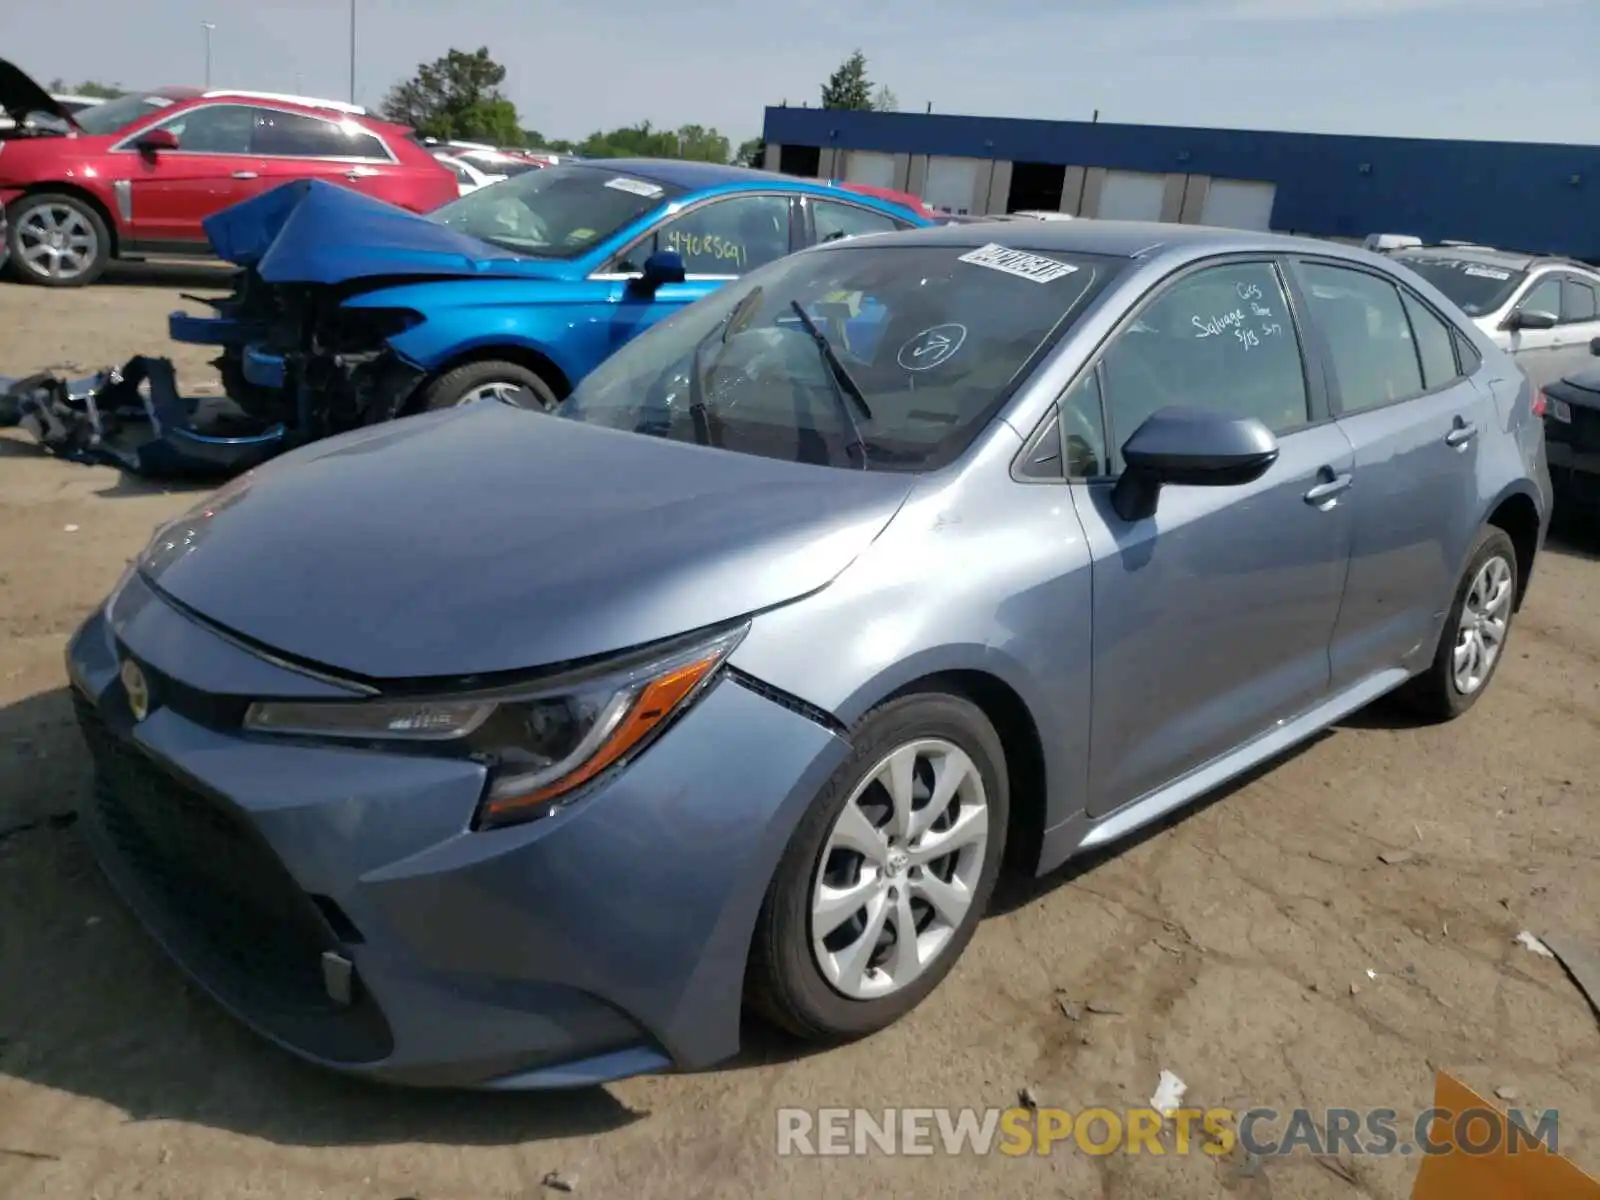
top-left (787, 300), bottom-right (873, 470)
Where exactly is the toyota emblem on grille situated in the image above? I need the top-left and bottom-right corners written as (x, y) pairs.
top-left (120, 658), bottom-right (151, 722)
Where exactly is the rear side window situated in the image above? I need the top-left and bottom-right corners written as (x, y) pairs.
top-left (1400, 292), bottom-right (1461, 390)
top-left (1297, 263), bottom-right (1422, 414)
top-left (1454, 331), bottom-right (1482, 373)
top-left (1517, 275), bottom-right (1562, 321)
top-left (252, 110), bottom-right (389, 160)
top-left (1563, 278), bottom-right (1597, 323)
top-left (813, 200), bottom-right (907, 244)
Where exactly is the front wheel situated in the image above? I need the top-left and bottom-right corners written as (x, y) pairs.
top-left (1399, 525), bottom-right (1519, 721)
top-left (414, 360), bottom-right (558, 413)
top-left (747, 691), bottom-right (1009, 1041)
top-left (5, 193), bottom-right (112, 287)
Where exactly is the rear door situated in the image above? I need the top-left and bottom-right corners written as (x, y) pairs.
top-left (248, 107), bottom-right (415, 205)
top-left (115, 103), bottom-right (268, 246)
top-left (1288, 257), bottom-right (1496, 690)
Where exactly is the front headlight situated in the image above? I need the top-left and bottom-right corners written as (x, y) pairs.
top-left (243, 624), bottom-right (747, 828)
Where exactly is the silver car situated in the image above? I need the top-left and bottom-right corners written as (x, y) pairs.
top-left (67, 220), bottom-right (1550, 1088)
top-left (1392, 245), bottom-right (1600, 390)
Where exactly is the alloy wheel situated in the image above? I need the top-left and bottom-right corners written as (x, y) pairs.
top-left (16, 204), bottom-right (99, 282)
top-left (810, 738), bottom-right (990, 1001)
top-left (458, 382), bottom-right (533, 407)
top-left (1452, 553), bottom-right (1512, 696)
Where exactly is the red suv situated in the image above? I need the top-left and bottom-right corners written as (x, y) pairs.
top-left (0, 59), bottom-right (458, 286)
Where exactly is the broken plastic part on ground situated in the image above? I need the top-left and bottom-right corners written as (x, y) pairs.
top-left (0, 356), bottom-right (286, 478)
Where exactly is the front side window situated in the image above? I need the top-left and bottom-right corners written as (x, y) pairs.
top-left (558, 241), bottom-right (1122, 471)
top-left (1393, 254), bottom-right (1527, 317)
top-left (813, 200), bottom-right (906, 245)
top-left (1297, 262), bottom-right (1423, 415)
top-left (431, 164), bottom-right (682, 259)
top-left (155, 104), bottom-right (255, 154)
top-left (1098, 260), bottom-right (1310, 462)
top-left (628, 195), bottom-right (792, 275)
top-left (252, 110), bottom-right (388, 160)
top-left (1562, 277), bottom-right (1598, 323)
top-left (1516, 275), bottom-right (1563, 322)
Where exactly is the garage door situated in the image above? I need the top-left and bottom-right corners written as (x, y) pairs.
top-left (1200, 178), bottom-right (1278, 231)
top-left (842, 151), bottom-right (896, 190)
top-left (1096, 170), bottom-right (1167, 221)
top-left (923, 156), bottom-right (983, 215)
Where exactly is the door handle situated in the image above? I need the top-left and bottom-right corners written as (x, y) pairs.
top-left (1445, 418), bottom-right (1478, 448)
top-left (1304, 471), bottom-right (1353, 506)
top-left (230, 170), bottom-right (258, 179)
top-left (344, 166), bottom-right (379, 179)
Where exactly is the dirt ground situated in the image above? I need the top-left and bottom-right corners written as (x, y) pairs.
top-left (1, 268), bottom-right (1598, 1200)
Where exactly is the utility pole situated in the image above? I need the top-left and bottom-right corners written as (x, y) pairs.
top-left (202, 21), bottom-right (216, 88)
top-left (349, 0), bottom-right (357, 105)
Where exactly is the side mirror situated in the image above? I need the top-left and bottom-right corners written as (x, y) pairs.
top-left (1111, 407), bottom-right (1280, 522)
top-left (134, 128), bottom-right (179, 155)
top-left (1508, 308), bottom-right (1557, 331)
top-left (1589, 336), bottom-right (1600, 357)
top-left (627, 249), bottom-right (686, 297)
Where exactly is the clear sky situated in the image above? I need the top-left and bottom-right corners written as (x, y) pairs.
top-left (2, 0), bottom-right (1594, 146)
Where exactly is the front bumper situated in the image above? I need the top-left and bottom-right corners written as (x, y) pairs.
top-left (67, 575), bottom-right (849, 1088)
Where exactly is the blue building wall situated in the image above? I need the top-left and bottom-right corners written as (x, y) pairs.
top-left (762, 107), bottom-right (1599, 261)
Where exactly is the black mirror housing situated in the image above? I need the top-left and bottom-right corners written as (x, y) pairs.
top-left (628, 249), bottom-right (687, 297)
top-left (1510, 308), bottom-right (1558, 331)
top-left (1111, 407), bottom-right (1280, 522)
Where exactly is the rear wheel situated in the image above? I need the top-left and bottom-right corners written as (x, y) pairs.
top-left (747, 692), bottom-right (1009, 1041)
top-left (414, 360), bottom-right (559, 413)
top-left (1399, 525), bottom-right (1518, 721)
top-left (6, 193), bottom-right (111, 287)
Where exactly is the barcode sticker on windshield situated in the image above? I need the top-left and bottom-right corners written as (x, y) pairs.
top-left (1463, 266), bottom-right (1511, 280)
top-left (605, 177), bottom-right (664, 198)
top-left (958, 243), bottom-right (1078, 284)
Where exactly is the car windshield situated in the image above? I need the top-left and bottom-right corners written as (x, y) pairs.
top-left (429, 163), bottom-right (683, 257)
top-left (74, 93), bottom-right (178, 136)
top-left (558, 241), bottom-right (1122, 472)
top-left (1394, 255), bottom-right (1528, 317)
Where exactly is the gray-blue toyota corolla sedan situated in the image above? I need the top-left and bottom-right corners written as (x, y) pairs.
top-left (68, 221), bottom-right (1551, 1089)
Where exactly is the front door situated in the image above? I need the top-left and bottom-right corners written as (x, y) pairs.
top-left (120, 103), bottom-right (266, 245)
top-left (598, 192), bottom-right (800, 354)
top-left (1288, 258), bottom-right (1498, 688)
top-left (1503, 273), bottom-right (1566, 390)
top-left (1070, 258), bottom-right (1355, 815)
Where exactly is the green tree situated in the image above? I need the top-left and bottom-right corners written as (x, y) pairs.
top-left (573, 121), bottom-right (735, 162)
top-left (735, 137), bottom-right (767, 168)
top-left (820, 50), bottom-right (873, 110)
top-left (380, 48), bottom-right (522, 144)
top-left (47, 79), bottom-right (126, 98)
top-left (871, 85), bottom-right (898, 113)
top-left (673, 124), bottom-right (731, 163)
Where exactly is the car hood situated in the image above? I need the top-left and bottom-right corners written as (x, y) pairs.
top-left (202, 179), bottom-right (557, 285)
top-left (0, 58), bottom-right (79, 128)
top-left (137, 403), bottom-right (916, 681)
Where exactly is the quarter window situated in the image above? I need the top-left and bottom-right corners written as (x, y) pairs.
top-left (1296, 262), bottom-right (1422, 414)
top-left (1400, 291), bottom-right (1461, 391)
top-left (251, 109), bottom-right (389, 160)
top-left (1517, 276), bottom-right (1562, 321)
top-left (153, 104), bottom-right (255, 154)
top-left (1562, 278), bottom-right (1597, 323)
top-left (1098, 260), bottom-right (1309, 464)
top-left (636, 195), bottom-right (791, 275)
top-left (812, 200), bottom-right (905, 244)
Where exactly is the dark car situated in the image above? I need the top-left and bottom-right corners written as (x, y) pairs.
top-left (1542, 339), bottom-right (1600, 512)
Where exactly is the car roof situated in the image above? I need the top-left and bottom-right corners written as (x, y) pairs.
top-left (817, 218), bottom-right (1357, 261)
top-left (570, 157), bottom-right (799, 191)
top-left (1394, 244), bottom-right (1587, 272)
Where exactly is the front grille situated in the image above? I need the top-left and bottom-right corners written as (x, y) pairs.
top-left (74, 692), bottom-right (393, 1063)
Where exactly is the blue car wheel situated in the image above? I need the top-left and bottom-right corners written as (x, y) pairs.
top-left (415, 360), bottom-right (560, 413)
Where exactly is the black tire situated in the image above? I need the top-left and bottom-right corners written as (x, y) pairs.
top-left (747, 690), bottom-right (1010, 1041)
top-left (1398, 525), bottom-right (1519, 722)
top-left (413, 360), bottom-right (558, 413)
top-left (5, 192), bottom-right (112, 287)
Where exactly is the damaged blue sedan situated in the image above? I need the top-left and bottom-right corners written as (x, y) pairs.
top-left (177, 158), bottom-right (931, 438)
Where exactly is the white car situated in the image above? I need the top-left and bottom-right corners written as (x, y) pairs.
top-left (430, 151), bottom-right (507, 196)
top-left (1390, 243), bottom-right (1600, 391)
